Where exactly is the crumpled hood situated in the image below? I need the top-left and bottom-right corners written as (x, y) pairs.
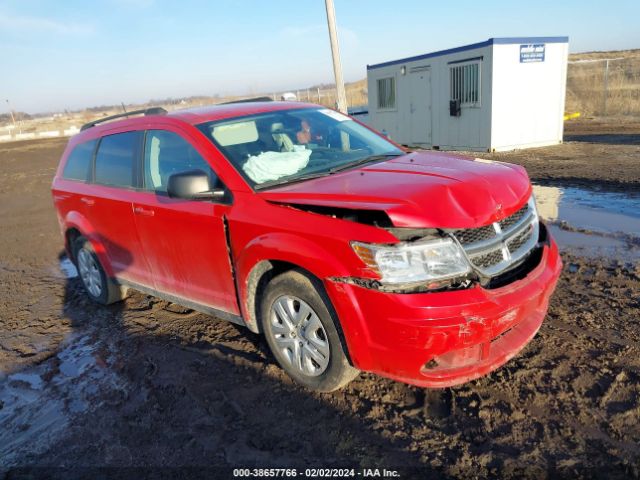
top-left (259, 151), bottom-right (532, 228)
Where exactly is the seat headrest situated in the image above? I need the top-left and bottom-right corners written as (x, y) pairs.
top-left (270, 122), bottom-right (285, 133)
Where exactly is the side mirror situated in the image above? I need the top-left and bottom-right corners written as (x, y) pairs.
top-left (167, 170), bottom-right (225, 200)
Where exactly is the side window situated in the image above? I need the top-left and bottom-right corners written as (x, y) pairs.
top-left (94, 132), bottom-right (140, 188)
top-left (62, 139), bottom-right (97, 181)
top-left (143, 130), bottom-right (217, 193)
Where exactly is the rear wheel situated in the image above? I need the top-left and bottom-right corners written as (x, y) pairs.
top-left (73, 237), bottom-right (127, 305)
top-left (260, 270), bottom-right (359, 392)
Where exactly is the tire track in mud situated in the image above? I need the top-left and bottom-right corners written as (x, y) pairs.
top-left (0, 261), bottom-right (71, 373)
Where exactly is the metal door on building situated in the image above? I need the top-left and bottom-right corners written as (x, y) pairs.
top-left (409, 68), bottom-right (432, 145)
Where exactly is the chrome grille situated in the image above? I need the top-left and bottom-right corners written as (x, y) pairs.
top-left (450, 198), bottom-right (539, 277)
top-left (507, 224), bottom-right (534, 252)
top-left (453, 225), bottom-right (496, 245)
top-left (499, 204), bottom-right (528, 231)
top-left (473, 250), bottom-right (504, 269)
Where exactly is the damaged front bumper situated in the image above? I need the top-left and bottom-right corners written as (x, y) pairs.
top-left (325, 230), bottom-right (562, 388)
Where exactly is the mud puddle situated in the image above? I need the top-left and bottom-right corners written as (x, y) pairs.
top-left (57, 256), bottom-right (78, 279)
top-left (0, 331), bottom-right (126, 467)
top-left (47, 255), bottom-right (77, 280)
top-left (533, 184), bottom-right (640, 260)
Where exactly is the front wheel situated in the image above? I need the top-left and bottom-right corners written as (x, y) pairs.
top-left (260, 270), bottom-right (359, 392)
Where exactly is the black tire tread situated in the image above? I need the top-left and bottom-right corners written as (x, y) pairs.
top-left (260, 269), bottom-right (359, 392)
top-left (73, 236), bottom-right (127, 305)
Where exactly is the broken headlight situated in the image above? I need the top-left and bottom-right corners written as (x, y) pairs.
top-left (352, 238), bottom-right (471, 285)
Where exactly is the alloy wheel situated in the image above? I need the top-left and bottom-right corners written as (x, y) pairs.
top-left (269, 295), bottom-right (330, 377)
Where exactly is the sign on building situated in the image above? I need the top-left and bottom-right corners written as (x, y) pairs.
top-left (520, 44), bottom-right (545, 63)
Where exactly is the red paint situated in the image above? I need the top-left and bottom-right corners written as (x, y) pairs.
top-left (52, 102), bottom-right (562, 388)
top-left (260, 151), bottom-right (532, 228)
top-left (325, 240), bottom-right (561, 387)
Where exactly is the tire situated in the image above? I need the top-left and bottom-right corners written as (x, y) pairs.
top-left (260, 269), bottom-right (359, 392)
top-left (73, 236), bottom-right (127, 305)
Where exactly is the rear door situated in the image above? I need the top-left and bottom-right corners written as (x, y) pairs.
top-left (131, 128), bottom-right (239, 314)
top-left (85, 130), bottom-right (152, 284)
top-left (52, 138), bottom-right (99, 241)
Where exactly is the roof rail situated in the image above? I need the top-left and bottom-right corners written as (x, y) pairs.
top-left (220, 96), bottom-right (273, 105)
top-left (80, 107), bottom-right (168, 131)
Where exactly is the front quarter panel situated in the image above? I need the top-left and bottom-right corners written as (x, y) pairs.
top-left (229, 192), bottom-right (395, 362)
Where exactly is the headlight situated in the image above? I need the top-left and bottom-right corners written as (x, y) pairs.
top-left (352, 238), bottom-right (471, 285)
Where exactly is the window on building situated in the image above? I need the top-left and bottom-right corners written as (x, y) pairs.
top-left (450, 62), bottom-right (481, 106)
top-left (62, 139), bottom-right (97, 181)
top-left (94, 131), bottom-right (140, 188)
top-left (377, 77), bottom-right (396, 110)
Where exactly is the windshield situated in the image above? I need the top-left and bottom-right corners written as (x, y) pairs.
top-left (196, 107), bottom-right (403, 189)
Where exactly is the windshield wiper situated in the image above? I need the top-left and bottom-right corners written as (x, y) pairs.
top-left (328, 152), bottom-right (403, 174)
top-left (254, 152), bottom-right (404, 190)
top-left (254, 171), bottom-right (334, 190)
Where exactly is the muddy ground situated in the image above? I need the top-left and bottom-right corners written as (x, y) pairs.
top-left (478, 118), bottom-right (640, 192)
top-left (0, 121), bottom-right (639, 478)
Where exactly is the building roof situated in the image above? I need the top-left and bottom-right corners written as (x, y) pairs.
top-left (367, 36), bottom-right (569, 71)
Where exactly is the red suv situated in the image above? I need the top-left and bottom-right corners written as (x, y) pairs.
top-left (52, 102), bottom-right (562, 391)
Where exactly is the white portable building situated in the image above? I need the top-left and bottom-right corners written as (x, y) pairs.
top-left (366, 37), bottom-right (569, 151)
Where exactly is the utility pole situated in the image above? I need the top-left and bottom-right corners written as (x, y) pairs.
top-left (5, 99), bottom-right (17, 131)
top-left (324, 0), bottom-right (348, 114)
top-left (603, 59), bottom-right (610, 116)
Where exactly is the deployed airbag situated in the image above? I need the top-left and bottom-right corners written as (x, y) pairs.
top-left (242, 147), bottom-right (311, 184)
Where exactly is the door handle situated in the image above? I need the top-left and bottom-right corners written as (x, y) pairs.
top-left (133, 206), bottom-right (155, 217)
top-left (80, 197), bottom-right (95, 206)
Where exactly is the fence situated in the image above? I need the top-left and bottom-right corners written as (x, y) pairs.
top-left (566, 56), bottom-right (640, 116)
top-left (4, 58), bottom-right (638, 146)
top-left (282, 59), bottom-right (640, 117)
top-left (272, 80), bottom-right (368, 110)
top-left (0, 126), bottom-right (80, 144)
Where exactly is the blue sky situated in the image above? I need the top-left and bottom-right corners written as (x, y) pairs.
top-left (2, 0), bottom-right (639, 113)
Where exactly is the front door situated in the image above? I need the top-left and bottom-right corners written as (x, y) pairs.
top-left (409, 68), bottom-right (432, 146)
top-left (132, 128), bottom-right (239, 314)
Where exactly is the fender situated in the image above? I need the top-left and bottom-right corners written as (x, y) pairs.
top-left (235, 232), bottom-right (376, 369)
top-left (64, 211), bottom-right (114, 277)
top-left (235, 232), bottom-right (354, 327)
